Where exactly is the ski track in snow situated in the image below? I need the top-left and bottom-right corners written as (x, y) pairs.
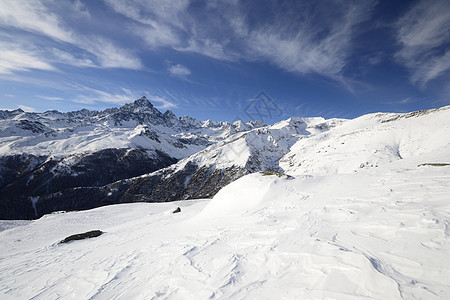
top-left (1, 161), bottom-right (449, 299)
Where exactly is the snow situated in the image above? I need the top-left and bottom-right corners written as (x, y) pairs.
top-left (169, 116), bottom-right (316, 173)
top-left (280, 106), bottom-right (450, 175)
top-left (195, 173), bottom-right (276, 219)
top-left (1, 105), bottom-right (450, 299)
top-left (1, 151), bottom-right (449, 299)
top-left (0, 101), bottom-right (264, 160)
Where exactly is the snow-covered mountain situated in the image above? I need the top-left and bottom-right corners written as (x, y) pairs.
top-left (1, 102), bottom-right (450, 220)
top-left (0, 97), bottom-right (266, 219)
top-left (1, 104), bottom-right (449, 298)
top-left (1, 115), bottom-right (338, 219)
top-left (112, 104), bottom-right (448, 202)
top-left (0, 96), bottom-right (263, 159)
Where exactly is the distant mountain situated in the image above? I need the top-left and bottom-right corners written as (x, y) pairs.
top-left (1, 100), bottom-right (449, 220)
top-left (0, 96), bottom-right (264, 159)
top-left (0, 97), bottom-right (265, 219)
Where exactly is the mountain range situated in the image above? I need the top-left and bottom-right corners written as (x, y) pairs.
top-left (0, 96), bottom-right (266, 219)
top-left (1, 97), bottom-right (449, 220)
top-left (1, 99), bottom-right (450, 298)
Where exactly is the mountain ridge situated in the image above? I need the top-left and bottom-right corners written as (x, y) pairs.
top-left (1, 100), bottom-right (449, 219)
top-left (0, 97), bottom-right (267, 219)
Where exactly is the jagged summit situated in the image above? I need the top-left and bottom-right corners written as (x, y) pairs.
top-left (163, 109), bottom-right (178, 126)
top-left (0, 108), bottom-right (24, 119)
top-left (134, 96), bottom-right (153, 106)
top-left (163, 109), bottom-right (176, 117)
top-left (119, 96), bottom-right (159, 114)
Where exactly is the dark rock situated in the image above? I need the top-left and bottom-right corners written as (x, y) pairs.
top-left (17, 120), bottom-right (47, 133)
top-left (0, 148), bottom-right (177, 219)
top-left (60, 230), bottom-right (103, 244)
top-left (418, 163), bottom-right (450, 167)
top-left (2, 162), bottom-right (248, 220)
top-left (260, 170), bottom-right (292, 178)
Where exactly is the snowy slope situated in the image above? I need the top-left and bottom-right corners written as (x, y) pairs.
top-left (162, 116), bottom-right (339, 175)
top-left (280, 106), bottom-right (450, 175)
top-left (0, 144), bottom-right (449, 299)
top-left (113, 105), bottom-right (450, 212)
top-left (148, 105), bottom-right (450, 182)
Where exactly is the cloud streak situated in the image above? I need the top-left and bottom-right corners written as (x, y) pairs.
top-left (71, 85), bottom-right (177, 111)
top-left (0, 41), bottom-right (55, 74)
top-left (395, 0), bottom-right (450, 85)
top-left (146, 94), bottom-right (177, 110)
top-left (72, 87), bottom-right (137, 105)
top-left (105, 0), bottom-right (377, 78)
top-left (0, 0), bottom-right (142, 72)
top-left (18, 104), bottom-right (35, 112)
top-left (1, 0), bottom-right (378, 80)
top-left (245, 1), bottom-right (377, 76)
top-left (39, 96), bottom-right (64, 101)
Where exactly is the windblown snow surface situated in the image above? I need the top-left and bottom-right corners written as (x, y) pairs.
top-left (1, 107), bottom-right (450, 299)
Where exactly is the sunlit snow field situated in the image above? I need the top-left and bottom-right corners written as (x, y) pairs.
top-left (1, 158), bottom-right (449, 299)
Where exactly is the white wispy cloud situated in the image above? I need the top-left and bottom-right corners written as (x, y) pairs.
top-left (135, 23), bottom-right (181, 48)
top-left (73, 87), bottom-right (137, 105)
top-left (168, 64), bottom-right (191, 76)
top-left (0, 41), bottom-right (55, 74)
top-left (104, 0), bottom-right (186, 48)
top-left (104, 0), bottom-right (188, 28)
top-left (246, 1), bottom-right (377, 77)
top-left (395, 0), bottom-right (450, 85)
top-left (383, 97), bottom-right (415, 105)
top-left (178, 38), bottom-right (237, 61)
top-left (18, 104), bottom-right (35, 112)
top-left (105, 0), bottom-right (377, 79)
top-left (39, 96), bottom-right (64, 101)
top-left (399, 97), bottom-right (412, 104)
top-left (72, 0), bottom-right (90, 19)
top-left (146, 94), bottom-right (177, 110)
top-left (80, 37), bottom-right (142, 70)
top-left (0, 0), bottom-right (379, 86)
top-left (0, 0), bottom-right (74, 43)
top-left (71, 85), bottom-right (177, 111)
top-left (50, 48), bottom-right (95, 68)
top-left (0, 0), bottom-right (142, 72)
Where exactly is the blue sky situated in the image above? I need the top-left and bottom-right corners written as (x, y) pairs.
top-left (0, 0), bottom-right (449, 123)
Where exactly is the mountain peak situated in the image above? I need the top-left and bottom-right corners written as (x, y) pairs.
top-left (163, 109), bottom-right (176, 118)
top-left (120, 96), bottom-right (160, 114)
top-left (134, 96), bottom-right (153, 107)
